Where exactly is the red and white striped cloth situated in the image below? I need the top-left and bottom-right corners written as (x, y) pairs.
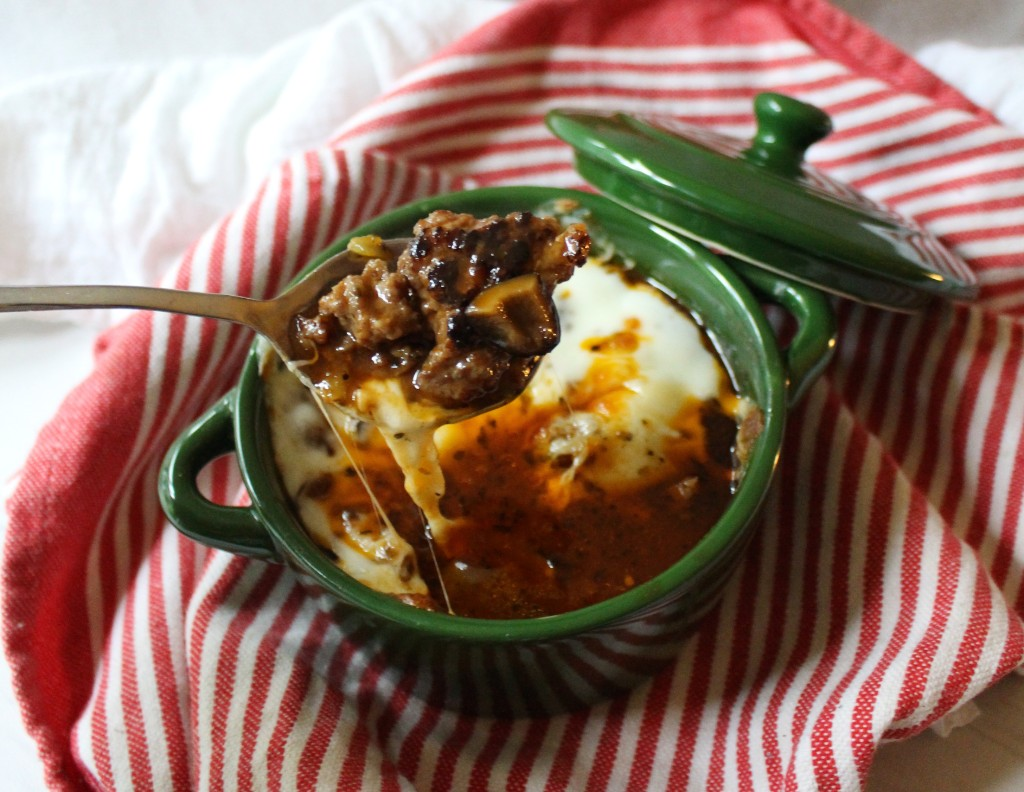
top-left (5, 0), bottom-right (1024, 789)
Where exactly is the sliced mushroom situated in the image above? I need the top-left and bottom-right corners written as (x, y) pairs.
top-left (463, 273), bottom-right (559, 356)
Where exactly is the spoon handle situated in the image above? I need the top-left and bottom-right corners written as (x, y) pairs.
top-left (0, 284), bottom-right (265, 328)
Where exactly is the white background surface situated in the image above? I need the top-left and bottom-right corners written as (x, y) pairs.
top-left (0, 1), bottom-right (1022, 789)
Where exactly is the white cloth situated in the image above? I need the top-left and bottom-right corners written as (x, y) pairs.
top-left (0, 0), bottom-right (512, 315)
top-left (917, 43), bottom-right (1024, 132)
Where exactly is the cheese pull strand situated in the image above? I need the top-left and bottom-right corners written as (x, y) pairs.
top-left (380, 428), bottom-right (458, 547)
top-left (319, 398), bottom-right (453, 610)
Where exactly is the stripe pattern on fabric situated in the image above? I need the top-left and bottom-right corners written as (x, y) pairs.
top-left (4, 1), bottom-right (1024, 790)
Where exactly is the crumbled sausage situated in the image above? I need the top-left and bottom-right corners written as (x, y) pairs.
top-left (316, 258), bottom-right (425, 347)
top-left (293, 211), bottom-right (590, 410)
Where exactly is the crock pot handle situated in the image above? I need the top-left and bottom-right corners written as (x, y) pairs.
top-left (159, 394), bottom-right (280, 561)
top-left (732, 261), bottom-right (837, 406)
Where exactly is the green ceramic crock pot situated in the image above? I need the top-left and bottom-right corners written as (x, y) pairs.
top-left (159, 94), bottom-right (974, 716)
top-left (159, 184), bottom-right (835, 717)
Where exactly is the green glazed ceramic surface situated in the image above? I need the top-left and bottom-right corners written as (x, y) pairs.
top-left (159, 187), bottom-right (835, 715)
top-left (546, 93), bottom-right (978, 311)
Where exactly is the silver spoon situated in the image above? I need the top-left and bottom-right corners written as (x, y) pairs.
top-left (0, 239), bottom-right (411, 366)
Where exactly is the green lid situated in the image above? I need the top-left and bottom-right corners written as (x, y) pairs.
top-left (545, 93), bottom-right (977, 311)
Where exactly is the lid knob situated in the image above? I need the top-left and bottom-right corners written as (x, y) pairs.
top-left (743, 93), bottom-right (833, 178)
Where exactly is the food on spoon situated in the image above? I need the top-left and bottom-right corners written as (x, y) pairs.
top-left (263, 208), bottom-right (762, 617)
top-left (291, 210), bottom-right (590, 423)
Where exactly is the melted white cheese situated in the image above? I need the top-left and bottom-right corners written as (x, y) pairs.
top-left (536, 263), bottom-right (721, 400)
top-left (437, 261), bottom-right (730, 491)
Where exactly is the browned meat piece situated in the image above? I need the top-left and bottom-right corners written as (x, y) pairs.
top-left (405, 209), bottom-right (586, 305)
top-left (414, 341), bottom-right (534, 407)
top-left (316, 258), bottom-right (425, 347)
top-left (293, 210), bottom-right (590, 411)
